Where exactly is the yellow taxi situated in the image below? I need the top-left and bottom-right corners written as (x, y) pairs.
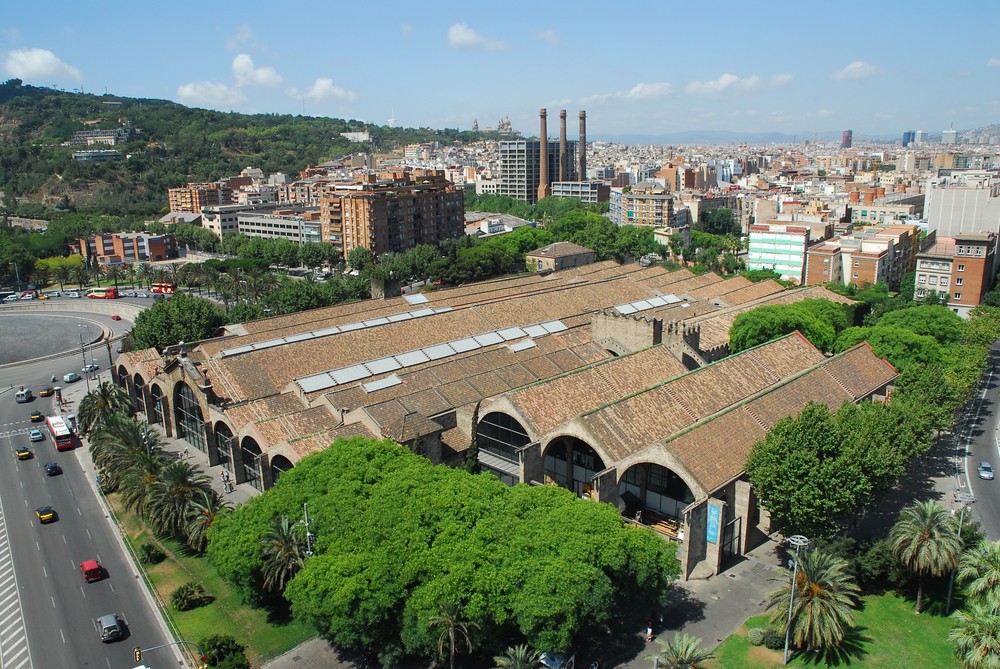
top-left (35, 506), bottom-right (56, 523)
top-left (15, 445), bottom-right (32, 460)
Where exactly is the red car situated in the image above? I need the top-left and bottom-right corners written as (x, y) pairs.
top-left (81, 559), bottom-right (103, 582)
top-left (111, 314), bottom-right (122, 321)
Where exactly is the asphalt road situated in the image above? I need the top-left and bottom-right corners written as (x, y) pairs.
top-left (0, 312), bottom-right (176, 669)
top-left (962, 343), bottom-right (1000, 540)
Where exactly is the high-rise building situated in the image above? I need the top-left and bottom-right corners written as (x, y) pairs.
top-left (915, 232), bottom-right (997, 317)
top-left (915, 130), bottom-right (928, 144)
top-left (841, 130), bottom-right (853, 149)
top-left (168, 182), bottom-right (233, 213)
top-left (499, 108), bottom-right (584, 203)
top-left (942, 129), bottom-right (959, 145)
top-left (902, 130), bottom-right (916, 147)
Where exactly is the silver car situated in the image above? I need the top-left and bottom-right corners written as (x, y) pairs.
top-left (979, 461), bottom-right (994, 480)
top-left (97, 613), bottom-right (124, 642)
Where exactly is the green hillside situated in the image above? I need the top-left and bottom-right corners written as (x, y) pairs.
top-left (0, 78), bottom-right (482, 217)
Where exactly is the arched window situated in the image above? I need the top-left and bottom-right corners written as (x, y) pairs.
top-left (174, 383), bottom-right (206, 453)
top-left (544, 437), bottom-right (605, 496)
top-left (240, 437), bottom-right (263, 492)
top-left (215, 422), bottom-right (235, 473)
top-left (477, 412), bottom-right (530, 461)
top-left (270, 455), bottom-right (294, 485)
top-left (132, 373), bottom-right (146, 414)
top-left (149, 385), bottom-right (164, 425)
top-left (620, 463), bottom-right (694, 519)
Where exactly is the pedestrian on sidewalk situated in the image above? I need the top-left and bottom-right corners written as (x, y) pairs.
top-left (646, 623), bottom-right (654, 643)
top-left (183, 446), bottom-right (189, 459)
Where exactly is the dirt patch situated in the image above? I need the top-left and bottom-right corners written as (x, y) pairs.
top-left (747, 645), bottom-right (782, 666)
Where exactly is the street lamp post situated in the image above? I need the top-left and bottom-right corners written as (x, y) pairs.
top-left (301, 502), bottom-right (315, 557)
top-left (79, 332), bottom-right (91, 394)
top-left (946, 492), bottom-right (975, 615)
top-left (783, 534), bottom-right (810, 665)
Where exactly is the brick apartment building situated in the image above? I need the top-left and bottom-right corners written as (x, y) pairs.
top-left (167, 182), bottom-right (233, 214)
top-left (915, 232), bottom-right (998, 317)
top-left (79, 232), bottom-right (177, 265)
top-left (319, 170), bottom-right (464, 256)
top-left (805, 224), bottom-right (920, 289)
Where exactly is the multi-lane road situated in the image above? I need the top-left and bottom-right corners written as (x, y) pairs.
top-left (960, 343), bottom-right (1000, 540)
top-left (0, 310), bottom-right (177, 669)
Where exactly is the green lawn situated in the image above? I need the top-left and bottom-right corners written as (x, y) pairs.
top-left (111, 496), bottom-right (314, 666)
top-left (707, 592), bottom-right (961, 668)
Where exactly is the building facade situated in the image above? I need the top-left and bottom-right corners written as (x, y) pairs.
top-left (168, 183), bottom-right (233, 214)
top-left (915, 232), bottom-right (997, 317)
top-left (805, 224), bottom-right (920, 289)
top-left (79, 233), bottom-right (177, 265)
top-left (525, 242), bottom-right (596, 272)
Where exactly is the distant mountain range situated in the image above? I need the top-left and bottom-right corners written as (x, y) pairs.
top-left (599, 130), bottom-right (856, 146)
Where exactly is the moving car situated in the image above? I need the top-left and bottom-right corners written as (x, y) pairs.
top-left (15, 445), bottom-right (32, 460)
top-left (63, 372), bottom-right (81, 383)
top-left (35, 506), bottom-right (56, 523)
top-left (29, 428), bottom-right (44, 442)
top-left (83, 363), bottom-right (99, 373)
top-left (66, 291), bottom-right (81, 298)
top-left (30, 410), bottom-right (44, 422)
top-left (80, 559), bottom-right (102, 583)
top-left (44, 462), bottom-right (61, 476)
top-left (979, 461), bottom-right (995, 480)
top-left (111, 314), bottom-right (122, 321)
top-left (37, 294), bottom-right (48, 300)
top-left (135, 292), bottom-right (148, 298)
top-left (97, 613), bottom-right (124, 641)
top-left (38, 386), bottom-right (54, 397)
top-left (3, 295), bottom-right (17, 303)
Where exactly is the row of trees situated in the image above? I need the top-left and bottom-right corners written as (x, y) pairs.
top-left (207, 437), bottom-right (681, 667)
top-left (78, 383), bottom-right (231, 552)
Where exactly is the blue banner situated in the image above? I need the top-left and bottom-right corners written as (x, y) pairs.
top-left (706, 505), bottom-right (721, 544)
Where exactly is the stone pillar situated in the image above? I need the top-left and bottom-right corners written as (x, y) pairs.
top-left (259, 453), bottom-right (274, 490)
top-left (232, 442), bottom-right (248, 484)
top-left (519, 441), bottom-right (544, 484)
top-left (702, 497), bottom-right (727, 578)
top-left (205, 421), bottom-right (220, 466)
top-left (734, 479), bottom-right (752, 555)
top-left (537, 109), bottom-right (550, 201)
top-left (558, 110), bottom-right (568, 182)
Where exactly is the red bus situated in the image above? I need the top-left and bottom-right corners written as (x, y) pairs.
top-left (45, 415), bottom-right (74, 451)
top-left (150, 282), bottom-right (176, 294)
top-left (86, 287), bottom-right (120, 299)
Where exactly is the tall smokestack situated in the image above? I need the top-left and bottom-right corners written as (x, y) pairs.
top-left (559, 109), bottom-right (568, 182)
top-left (578, 110), bottom-right (587, 181)
top-left (537, 109), bottom-right (550, 201)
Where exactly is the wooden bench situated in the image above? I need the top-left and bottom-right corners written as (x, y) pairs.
top-left (633, 510), bottom-right (681, 540)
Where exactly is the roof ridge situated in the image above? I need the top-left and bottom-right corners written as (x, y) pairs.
top-left (820, 347), bottom-right (863, 396)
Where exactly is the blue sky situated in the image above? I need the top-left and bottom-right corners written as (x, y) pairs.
top-left (2, 1), bottom-right (999, 140)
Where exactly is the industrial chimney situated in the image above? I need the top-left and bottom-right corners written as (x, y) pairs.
top-left (578, 111), bottom-right (587, 180)
top-left (537, 109), bottom-right (550, 201)
top-left (558, 109), bottom-right (568, 182)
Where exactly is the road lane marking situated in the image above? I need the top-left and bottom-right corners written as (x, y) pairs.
top-left (59, 629), bottom-right (64, 644)
top-left (86, 529), bottom-right (92, 541)
top-left (0, 486), bottom-right (33, 669)
top-left (50, 596), bottom-right (54, 609)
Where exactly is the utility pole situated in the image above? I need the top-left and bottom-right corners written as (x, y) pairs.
top-left (79, 333), bottom-right (91, 394)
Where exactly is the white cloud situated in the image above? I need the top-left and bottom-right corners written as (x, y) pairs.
top-left (290, 78), bottom-right (358, 102)
top-left (770, 73), bottom-right (793, 87)
top-left (4, 48), bottom-right (81, 80)
top-left (533, 29), bottom-right (559, 46)
top-left (686, 73), bottom-right (761, 95)
top-left (448, 23), bottom-right (506, 50)
top-left (817, 107), bottom-right (834, 117)
top-left (988, 57), bottom-right (1000, 67)
top-left (626, 82), bottom-right (673, 99)
top-left (232, 54), bottom-right (282, 87)
top-left (226, 24), bottom-right (255, 51)
top-left (401, 24), bottom-right (414, 36)
top-left (177, 81), bottom-right (247, 109)
top-left (832, 60), bottom-right (875, 80)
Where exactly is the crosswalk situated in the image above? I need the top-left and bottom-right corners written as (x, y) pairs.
top-left (0, 495), bottom-right (31, 669)
top-left (0, 429), bottom-right (30, 440)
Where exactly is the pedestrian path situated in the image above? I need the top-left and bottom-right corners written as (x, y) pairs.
top-left (0, 493), bottom-right (32, 669)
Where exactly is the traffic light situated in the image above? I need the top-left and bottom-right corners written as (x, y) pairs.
top-left (133, 646), bottom-right (142, 662)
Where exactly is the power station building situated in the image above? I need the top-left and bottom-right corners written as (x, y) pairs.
top-left (498, 109), bottom-right (587, 203)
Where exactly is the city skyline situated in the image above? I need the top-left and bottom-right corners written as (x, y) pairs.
top-left (3, 1), bottom-right (999, 140)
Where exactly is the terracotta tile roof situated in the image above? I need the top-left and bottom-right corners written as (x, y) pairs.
top-left (527, 241), bottom-right (594, 258)
top-left (288, 422), bottom-right (375, 459)
top-left (120, 348), bottom-right (162, 382)
top-left (687, 276), bottom-right (753, 300)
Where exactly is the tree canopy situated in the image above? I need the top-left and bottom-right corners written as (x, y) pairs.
top-left (130, 291), bottom-right (226, 350)
top-left (729, 299), bottom-right (849, 353)
top-left (207, 437), bottom-right (679, 661)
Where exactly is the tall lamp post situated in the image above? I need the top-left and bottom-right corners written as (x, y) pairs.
top-left (783, 534), bottom-right (810, 665)
top-left (946, 492), bottom-right (975, 614)
top-left (79, 332), bottom-right (91, 394)
top-left (301, 502), bottom-right (315, 557)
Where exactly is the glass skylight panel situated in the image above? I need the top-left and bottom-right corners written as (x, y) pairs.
top-left (222, 345), bottom-right (254, 357)
top-left (395, 350), bottom-right (430, 367)
top-left (434, 307), bottom-right (453, 313)
top-left (331, 365), bottom-right (371, 384)
top-left (474, 332), bottom-right (504, 346)
top-left (497, 326), bottom-right (527, 341)
top-left (283, 333), bottom-right (313, 343)
top-left (664, 294), bottom-right (682, 304)
top-left (403, 294), bottom-right (429, 305)
top-left (450, 337), bottom-right (481, 353)
top-left (339, 321), bottom-right (365, 332)
top-left (522, 324), bottom-right (548, 337)
top-left (509, 338), bottom-right (537, 352)
top-left (387, 312), bottom-right (415, 322)
top-left (541, 320), bottom-right (568, 333)
top-left (362, 375), bottom-right (402, 393)
top-left (631, 299), bottom-right (653, 311)
top-left (363, 317), bottom-right (390, 327)
top-left (616, 303), bottom-right (638, 314)
top-left (366, 357), bottom-right (402, 374)
top-left (251, 340), bottom-right (282, 351)
top-left (409, 308), bottom-right (435, 318)
top-left (646, 296), bottom-right (668, 307)
top-left (297, 374), bottom-right (335, 393)
top-left (422, 343), bottom-right (455, 360)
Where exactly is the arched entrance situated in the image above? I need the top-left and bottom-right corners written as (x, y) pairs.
top-left (149, 384), bottom-right (165, 426)
top-left (240, 437), bottom-right (263, 492)
top-left (476, 411), bottom-right (531, 486)
top-left (619, 462), bottom-right (694, 520)
top-left (174, 383), bottom-right (207, 454)
top-left (270, 455), bottom-right (294, 486)
top-left (132, 374), bottom-right (146, 414)
top-left (543, 437), bottom-right (606, 497)
top-left (115, 365), bottom-right (129, 390)
top-left (214, 422), bottom-right (236, 474)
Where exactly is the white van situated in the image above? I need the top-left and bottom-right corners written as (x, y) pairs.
top-left (15, 388), bottom-right (33, 403)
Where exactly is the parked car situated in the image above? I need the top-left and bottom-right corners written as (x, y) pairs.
top-left (19, 293), bottom-right (34, 300)
top-left (97, 613), bottom-right (124, 641)
top-left (63, 372), bottom-right (81, 383)
top-left (979, 461), bottom-right (995, 480)
top-left (46, 291), bottom-right (60, 297)
top-left (66, 291), bottom-right (81, 299)
top-left (135, 292), bottom-right (148, 298)
top-left (123, 290), bottom-right (136, 298)
top-left (83, 363), bottom-right (99, 373)
top-left (3, 295), bottom-right (17, 303)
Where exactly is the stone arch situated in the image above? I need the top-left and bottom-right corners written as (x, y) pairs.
top-left (541, 435), bottom-right (607, 497)
top-left (114, 364), bottom-right (130, 391)
top-left (474, 411), bottom-right (532, 486)
top-left (132, 373), bottom-right (146, 415)
top-left (214, 421), bottom-right (238, 475)
top-left (270, 454), bottom-right (294, 486)
top-left (618, 461), bottom-right (696, 521)
top-left (173, 381), bottom-right (207, 454)
top-left (148, 383), bottom-right (166, 428)
top-left (239, 436), bottom-right (265, 492)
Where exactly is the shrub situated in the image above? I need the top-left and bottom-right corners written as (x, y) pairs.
top-left (200, 634), bottom-right (247, 667)
top-left (170, 581), bottom-right (211, 611)
top-left (217, 652), bottom-right (250, 669)
top-left (138, 542), bottom-right (165, 565)
top-left (747, 627), bottom-right (766, 646)
top-left (763, 628), bottom-right (785, 651)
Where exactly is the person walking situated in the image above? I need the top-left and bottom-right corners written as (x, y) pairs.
top-left (183, 446), bottom-right (189, 459)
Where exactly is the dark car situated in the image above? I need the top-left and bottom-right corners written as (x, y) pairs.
top-left (30, 410), bottom-right (44, 422)
top-left (35, 506), bottom-right (56, 523)
top-left (44, 462), bottom-right (61, 476)
top-left (97, 613), bottom-right (124, 641)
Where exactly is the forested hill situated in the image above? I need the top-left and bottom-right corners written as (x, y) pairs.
top-left (0, 79), bottom-right (483, 217)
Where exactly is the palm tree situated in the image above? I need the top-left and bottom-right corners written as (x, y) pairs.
top-left (214, 272), bottom-right (240, 312)
top-left (77, 382), bottom-right (132, 435)
top-left (948, 601), bottom-right (1000, 668)
top-left (958, 539), bottom-right (1000, 609)
top-left (118, 449), bottom-right (171, 517)
top-left (105, 264), bottom-right (124, 290)
top-left (260, 515), bottom-right (306, 593)
top-left (136, 262), bottom-right (153, 290)
top-left (32, 267), bottom-right (51, 290)
top-left (646, 634), bottom-right (714, 669)
top-left (766, 548), bottom-right (860, 653)
top-left (494, 645), bottom-right (541, 669)
top-left (89, 416), bottom-right (168, 497)
top-left (70, 265), bottom-right (90, 290)
top-left (147, 460), bottom-right (214, 535)
top-left (889, 500), bottom-right (963, 614)
top-left (429, 603), bottom-right (478, 669)
top-left (125, 262), bottom-right (137, 289)
top-left (54, 264), bottom-right (70, 291)
top-left (185, 488), bottom-right (231, 552)
top-left (91, 264), bottom-right (105, 287)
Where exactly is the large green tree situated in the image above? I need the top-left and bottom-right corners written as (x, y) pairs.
top-left (729, 299), bottom-right (847, 353)
top-left (77, 381), bottom-right (132, 435)
top-left (130, 291), bottom-right (226, 350)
